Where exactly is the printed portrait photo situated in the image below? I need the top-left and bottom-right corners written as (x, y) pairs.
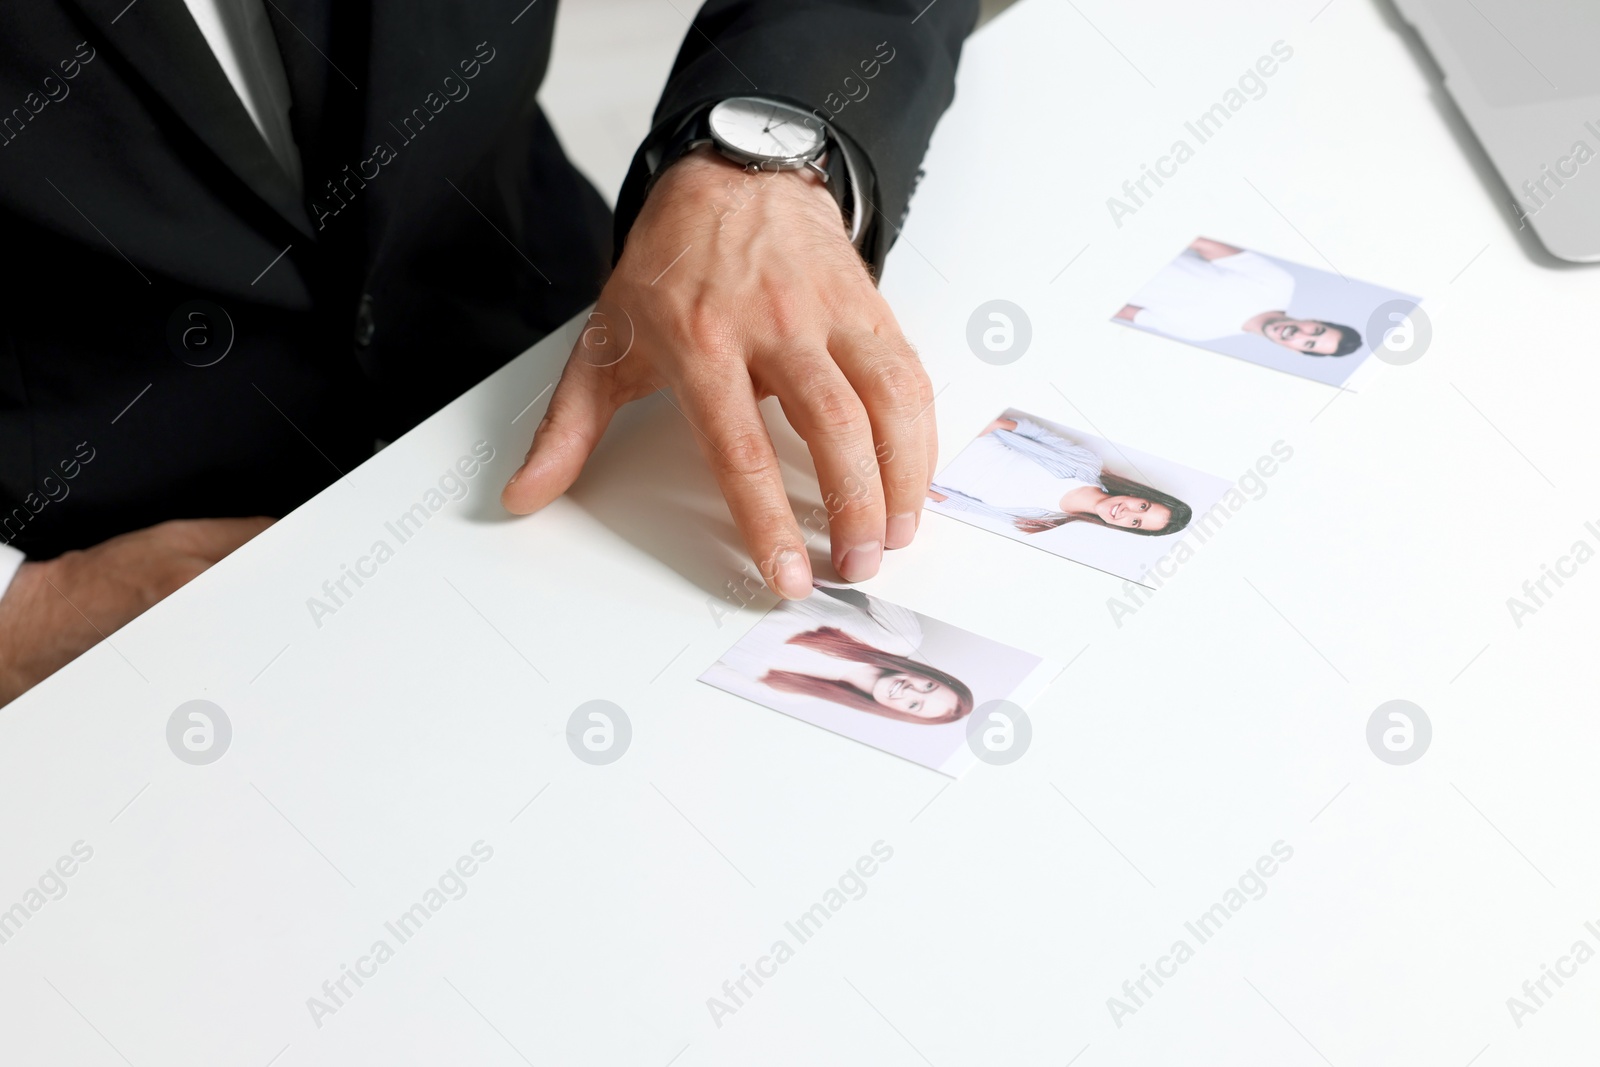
top-left (700, 582), bottom-right (1052, 776)
top-left (926, 409), bottom-right (1231, 584)
top-left (1112, 236), bottom-right (1422, 386)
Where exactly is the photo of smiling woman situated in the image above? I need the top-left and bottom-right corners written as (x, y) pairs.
top-left (929, 415), bottom-right (1193, 537)
top-left (701, 582), bottom-right (1050, 775)
top-left (925, 410), bottom-right (1231, 584)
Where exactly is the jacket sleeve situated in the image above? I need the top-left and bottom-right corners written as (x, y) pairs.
top-left (611, 0), bottom-right (981, 274)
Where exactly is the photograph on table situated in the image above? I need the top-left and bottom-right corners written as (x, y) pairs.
top-left (1112, 236), bottom-right (1422, 386)
top-left (700, 581), bottom-right (1053, 776)
top-left (926, 409), bottom-right (1230, 585)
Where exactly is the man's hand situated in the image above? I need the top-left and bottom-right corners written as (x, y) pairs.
top-left (0, 517), bottom-right (273, 704)
top-left (500, 146), bottom-right (937, 599)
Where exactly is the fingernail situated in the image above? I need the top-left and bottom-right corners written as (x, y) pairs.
top-left (885, 513), bottom-right (916, 550)
top-left (838, 541), bottom-right (882, 583)
top-left (773, 549), bottom-right (811, 599)
top-left (504, 463), bottom-right (524, 487)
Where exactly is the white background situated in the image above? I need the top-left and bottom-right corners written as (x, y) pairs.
top-left (3, 1), bottom-right (1599, 1065)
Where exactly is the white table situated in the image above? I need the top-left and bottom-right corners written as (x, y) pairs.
top-left (5, 1), bottom-right (1597, 1063)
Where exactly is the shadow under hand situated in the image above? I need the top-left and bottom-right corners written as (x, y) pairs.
top-left (563, 391), bottom-right (836, 601)
top-left (452, 313), bottom-right (838, 597)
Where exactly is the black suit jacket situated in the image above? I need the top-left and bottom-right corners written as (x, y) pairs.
top-left (0, 0), bottom-right (976, 559)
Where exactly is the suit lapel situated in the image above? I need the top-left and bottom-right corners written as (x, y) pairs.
top-left (64, 0), bottom-right (316, 238)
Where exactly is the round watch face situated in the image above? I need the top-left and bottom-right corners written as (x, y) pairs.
top-left (707, 97), bottom-right (825, 164)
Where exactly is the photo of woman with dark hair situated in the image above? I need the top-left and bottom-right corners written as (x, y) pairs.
top-left (701, 581), bottom-right (1050, 775)
top-left (929, 415), bottom-right (1193, 537)
top-left (760, 626), bottom-right (975, 725)
top-left (925, 409), bottom-right (1230, 584)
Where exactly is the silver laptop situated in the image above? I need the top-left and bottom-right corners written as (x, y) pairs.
top-left (1393, 0), bottom-right (1600, 262)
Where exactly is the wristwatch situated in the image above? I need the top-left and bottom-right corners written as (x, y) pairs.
top-left (646, 96), bottom-right (868, 248)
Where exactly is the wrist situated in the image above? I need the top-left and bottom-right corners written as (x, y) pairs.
top-left (649, 145), bottom-right (847, 243)
top-left (658, 144), bottom-right (835, 203)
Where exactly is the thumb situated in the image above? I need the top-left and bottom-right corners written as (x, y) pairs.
top-left (501, 356), bottom-right (620, 515)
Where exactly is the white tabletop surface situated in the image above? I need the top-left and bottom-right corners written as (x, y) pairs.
top-left (5, 1), bottom-right (1598, 1063)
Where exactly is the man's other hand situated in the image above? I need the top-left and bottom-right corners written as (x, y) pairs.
top-left (0, 517), bottom-right (274, 704)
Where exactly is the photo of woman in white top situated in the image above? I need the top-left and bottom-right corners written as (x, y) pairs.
top-left (707, 581), bottom-right (973, 725)
top-left (928, 414), bottom-right (1193, 537)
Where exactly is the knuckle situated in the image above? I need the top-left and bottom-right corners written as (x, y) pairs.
top-left (879, 458), bottom-right (924, 499)
top-left (715, 427), bottom-right (773, 479)
top-left (749, 508), bottom-right (801, 549)
top-left (151, 520), bottom-right (204, 556)
top-left (912, 365), bottom-right (935, 408)
top-left (800, 381), bottom-right (866, 436)
top-left (863, 358), bottom-right (922, 412)
top-left (606, 370), bottom-right (646, 409)
top-left (828, 488), bottom-right (878, 522)
top-left (537, 418), bottom-right (591, 460)
top-left (685, 309), bottom-right (738, 358)
top-left (829, 466), bottom-right (884, 514)
top-left (764, 291), bottom-right (807, 338)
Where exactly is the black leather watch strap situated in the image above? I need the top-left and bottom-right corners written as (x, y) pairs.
top-left (642, 107), bottom-right (714, 195)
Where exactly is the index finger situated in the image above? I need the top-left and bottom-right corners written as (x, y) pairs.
top-left (673, 366), bottom-right (813, 601)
